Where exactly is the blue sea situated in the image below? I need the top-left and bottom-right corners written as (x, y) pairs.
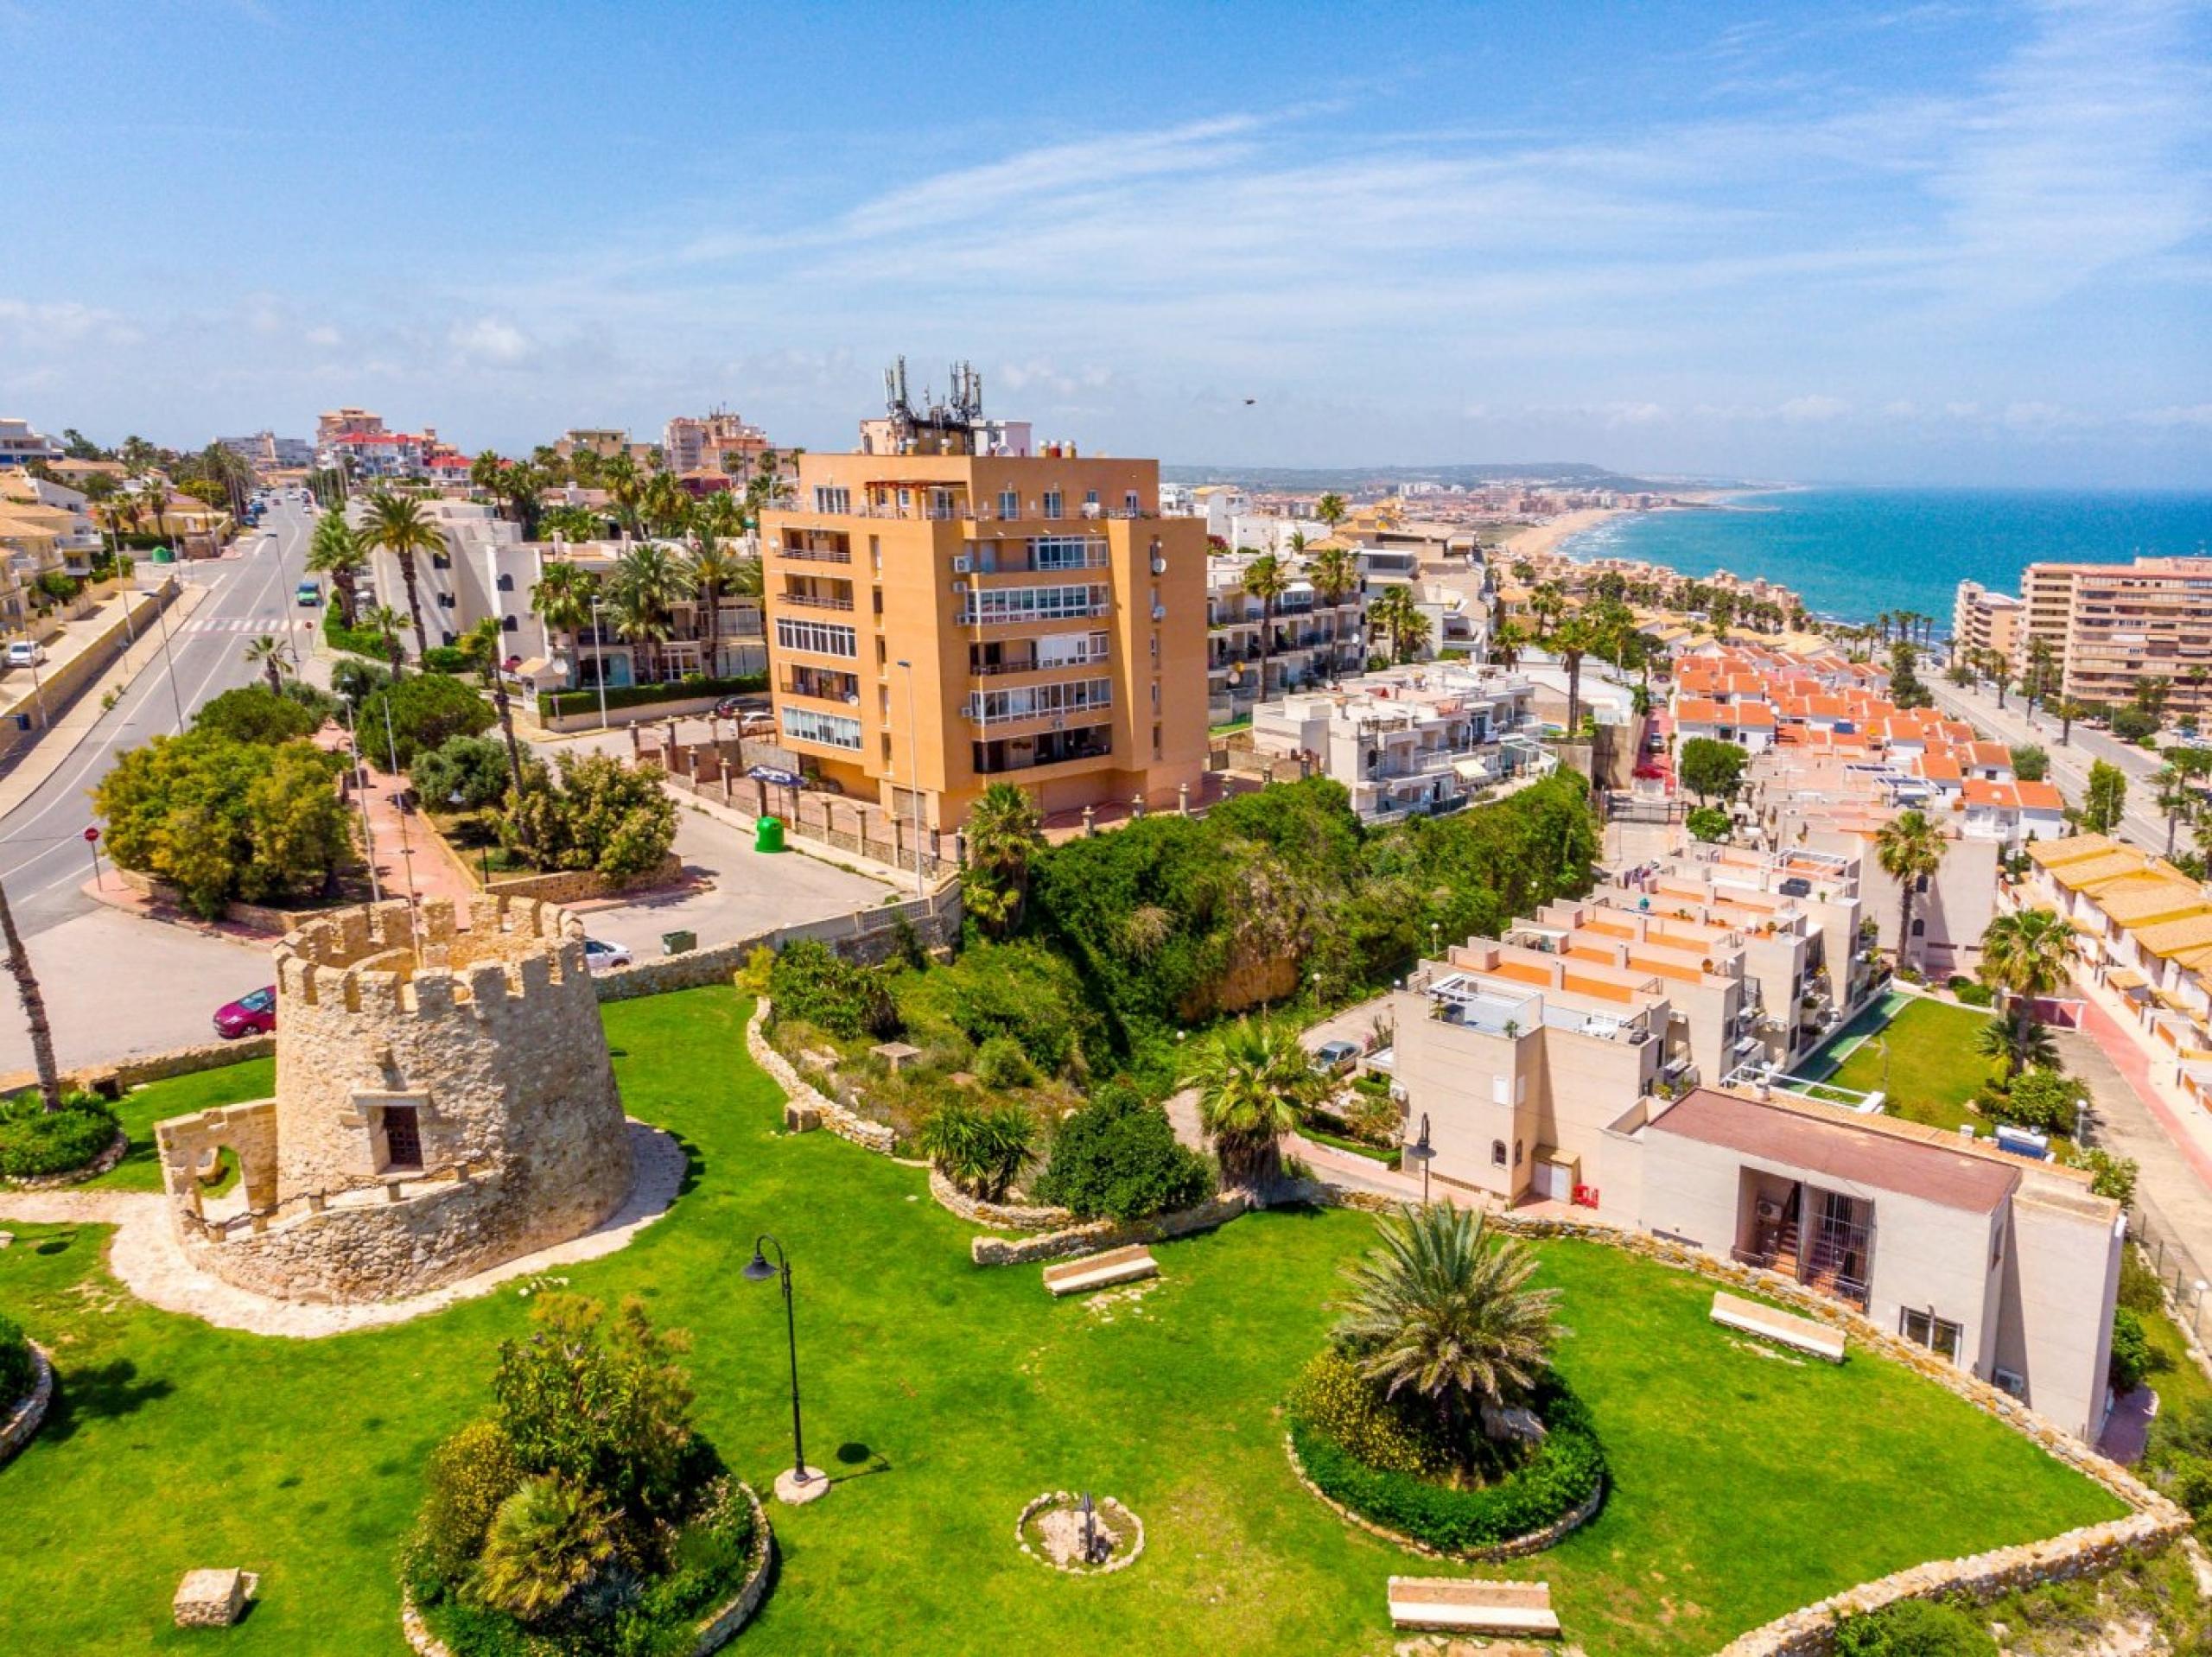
top-left (1558, 488), bottom-right (2212, 629)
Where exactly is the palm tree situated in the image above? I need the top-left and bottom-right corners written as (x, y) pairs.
top-left (461, 617), bottom-right (534, 839)
top-left (1974, 1012), bottom-right (2060, 1080)
top-left (1489, 618), bottom-right (1529, 670)
top-left (601, 454), bottom-right (645, 539)
top-left (362, 603), bottom-right (410, 680)
top-left (1243, 551), bottom-right (1290, 695)
top-left (360, 489), bottom-right (442, 661)
top-left (606, 542), bottom-right (695, 682)
top-left (531, 562), bottom-right (600, 660)
top-left (1305, 545), bottom-right (1360, 677)
top-left (474, 1475), bottom-right (615, 1623)
top-left (642, 468), bottom-right (690, 536)
top-left (1976, 908), bottom-right (2073, 1077)
top-left (0, 873), bottom-right (62, 1112)
top-left (1333, 1203), bottom-right (1561, 1465)
top-left (1192, 1017), bottom-right (1316, 1187)
top-left (1874, 809), bottom-right (1947, 974)
top-left (963, 782), bottom-right (1043, 938)
top-left (1314, 492), bottom-right (1348, 532)
top-left (1367, 585), bottom-right (1428, 665)
top-left (916, 1098), bottom-right (1037, 1202)
top-left (1549, 613), bottom-right (1600, 734)
top-left (243, 635), bottom-right (295, 695)
top-left (685, 530), bottom-right (751, 677)
top-left (2155, 763), bottom-right (2198, 857)
top-left (306, 511), bottom-right (367, 627)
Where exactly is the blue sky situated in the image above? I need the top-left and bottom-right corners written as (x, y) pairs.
top-left (3, 0), bottom-right (2209, 485)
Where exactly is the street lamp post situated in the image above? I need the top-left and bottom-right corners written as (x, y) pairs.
top-left (743, 1233), bottom-right (827, 1502)
top-left (1406, 1111), bottom-right (1437, 1205)
top-left (591, 594), bottom-right (610, 733)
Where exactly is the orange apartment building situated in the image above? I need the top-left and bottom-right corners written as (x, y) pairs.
top-left (759, 426), bottom-right (1209, 829)
top-left (1978, 556), bottom-right (2212, 717)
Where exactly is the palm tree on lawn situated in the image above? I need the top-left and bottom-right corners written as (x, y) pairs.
top-left (963, 782), bottom-right (1044, 938)
top-left (1874, 809), bottom-right (1947, 974)
top-left (1243, 550), bottom-right (1290, 696)
top-left (461, 617), bottom-right (533, 841)
top-left (606, 542), bottom-right (696, 683)
top-left (1974, 1013), bottom-right (2060, 1080)
top-left (0, 872), bottom-right (63, 1112)
top-left (1314, 492), bottom-right (1348, 532)
top-left (1976, 907), bottom-right (2074, 1078)
top-left (684, 530), bottom-right (751, 677)
top-left (242, 635), bottom-right (295, 695)
top-left (1192, 1017), bottom-right (1318, 1188)
top-left (360, 489), bottom-right (441, 661)
top-left (1333, 1203), bottom-right (1561, 1467)
top-left (306, 511), bottom-right (367, 627)
top-left (363, 603), bottom-right (410, 680)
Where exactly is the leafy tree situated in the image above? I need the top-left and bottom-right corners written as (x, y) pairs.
top-left (1678, 737), bottom-right (1749, 803)
top-left (1983, 1067), bottom-right (2085, 1136)
top-left (461, 617), bottom-right (533, 841)
top-left (1192, 1017), bottom-right (1317, 1187)
top-left (1975, 908), bottom-right (2072, 1077)
top-left (2081, 759), bottom-right (2128, 834)
top-left (963, 782), bottom-right (1044, 939)
top-left (412, 734), bottom-right (515, 813)
top-left (1686, 805), bottom-right (1732, 843)
top-left (360, 489), bottom-right (444, 661)
top-left (2082, 1147), bottom-right (2138, 1205)
top-left (1031, 1082), bottom-right (1211, 1221)
top-left (2008, 745), bottom-right (2049, 783)
top-left (1333, 1203), bottom-right (1561, 1466)
top-left (505, 752), bottom-right (677, 879)
top-left (2109, 1307), bottom-right (2152, 1394)
top-left (2112, 706), bottom-right (2158, 743)
top-left (357, 671), bottom-right (495, 770)
top-left (194, 684), bottom-right (321, 746)
top-left (1875, 809), bottom-right (1947, 972)
top-left (415, 1420), bottom-right (524, 1584)
top-left (331, 657), bottom-right (393, 709)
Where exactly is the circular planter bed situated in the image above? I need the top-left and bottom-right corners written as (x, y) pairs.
top-left (1285, 1369), bottom-right (1606, 1560)
top-left (0, 1335), bottom-right (54, 1468)
top-left (1016, 1491), bottom-right (1145, 1574)
top-left (0, 1121), bottom-right (128, 1190)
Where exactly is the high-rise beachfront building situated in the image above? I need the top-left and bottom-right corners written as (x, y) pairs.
top-left (758, 363), bottom-right (1208, 829)
top-left (1950, 580), bottom-right (2025, 670)
top-left (1963, 557), bottom-right (2212, 718)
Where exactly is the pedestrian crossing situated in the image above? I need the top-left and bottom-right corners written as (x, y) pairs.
top-left (182, 615), bottom-right (294, 633)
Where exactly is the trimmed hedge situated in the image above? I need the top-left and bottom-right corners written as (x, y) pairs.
top-left (0, 1099), bottom-right (120, 1180)
top-left (0, 1311), bottom-right (33, 1408)
top-left (323, 608), bottom-right (394, 658)
top-left (1289, 1371), bottom-right (1605, 1554)
top-left (536, 673), bottom-right (766, 719)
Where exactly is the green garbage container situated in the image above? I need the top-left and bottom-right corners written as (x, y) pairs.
top-left (661, 930), bottom-right (696, 956)
top-left (755, 815), bottom-right (786, 854)
top-left (150, 546), bottom-right (175, 564)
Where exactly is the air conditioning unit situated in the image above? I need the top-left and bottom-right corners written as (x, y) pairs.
top-left (1152, 605), bottom-right (1166, 621)
top-left (951, 555), bottom-right (971, 574)
top-left (952, 580), bottom-right (968, 594)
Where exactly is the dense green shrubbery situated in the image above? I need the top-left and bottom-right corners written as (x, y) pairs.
top-left (323, 607), bottom-right (394, 659)
top-left (1947, 977), bottom-right (1995, 1007)
top-left (1288, 1349), bottom-right (1452, 1477)
top-left (1834, 1598), bottom-right (1997, 1657)
top-left (0, 1310), bottom-right (35, 1406)
top-left (767, 939), bottom-right (898, 1040)
top-left (358, 672), bottom-right (496, 769)
top-left (1288, 1371), bottom-right (1605, 1553)
top-left (413, 735), bottom-right (516, 814)
top-left (1980, 1068), bottom-right (2083, 1137)
top-left (194, 684), bottom-right (325, 746)
top-left (537, 674), bottom-right (767, 719)
top-left (893, 939), bottom-right (1097, 1077)
top-left (1031, 1082), bottom-right (1212, 1222)
top-left (504, 753), bottom-right (677, 880)
top-left (419, 644), bottom-right (473, 674)
top-left (0, 1093), bottom-right (120, 1179)
top-left (2110, 1307), bottom-right (2152, 1394)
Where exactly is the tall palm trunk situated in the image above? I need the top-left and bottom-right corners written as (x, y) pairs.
top-left (1896, 886), bottom-right (1916, 974)
top-left (334, 569), bottom-right (359, 628)
top-left (397, 549), bottom-right (431, 660)
top-left (702, 579), bottom-right (720, 676)
top-left (489, 680), bottom-right (533, 848)
top-left (0, 875), bottom-right (62, 1111)
top-left (1566, 652), bottom-right (1584, 733)
top-left (1257, 595), bottom-right (1274, 695)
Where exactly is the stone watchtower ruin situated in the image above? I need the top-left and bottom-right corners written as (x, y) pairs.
top-left (156, 895), bottom-right (633, 1305)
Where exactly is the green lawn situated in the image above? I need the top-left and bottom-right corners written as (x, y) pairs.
top-left (79, 1056), bottom-right (276, 1192)
top-left (1803, 994), bottom-right (1997, 1132)
top-left (0, 987), bottom-right (2124, 1656)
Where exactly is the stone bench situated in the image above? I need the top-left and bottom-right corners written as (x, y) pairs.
top-left (1042, 1244), bottom-right (1158, 1297)
top-left (1387, 1577), bottom-right (1560, 1635)
top-left (1711, 1290), bottom-right (1845, 1362)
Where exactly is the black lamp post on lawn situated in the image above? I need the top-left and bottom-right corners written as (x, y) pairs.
top-left (1406, 1112), bottom-right (1436, 1205)
top-left (743, 1232), bottom-right (825, 1502)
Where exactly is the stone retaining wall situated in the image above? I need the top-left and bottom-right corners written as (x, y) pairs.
top-left (0, 1343), bottom-right (54, 1467)
top-left (928, 1166), bottom-right (1072, 1232)
top-left (745, 1000), bottom-right (895, 1154)
top-left (970, 1191), bottom-right (1255, 1266)
top-left (0, 1033), bottom-right (274, 1102)
top-left (1282, 1430), bottom-right (1605, 1562)
top-left (480, 854), bottom-right (683, 905)
top-left (593, 882), bottom-right (960, 1004)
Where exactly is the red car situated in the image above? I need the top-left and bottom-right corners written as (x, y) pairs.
top-left (213, 986), bottom-right (276, 1038)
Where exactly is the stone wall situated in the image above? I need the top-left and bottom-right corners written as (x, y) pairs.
top-left (0, 1032), bottom-right (275, 1102)
top-left (479, 853), bottom-right (683, 905)
top-left (745, 1000), bottom-right (895, 1154)
top-left (157, 895), bottom-right (634, 1305)
top-left (592, 882), bottom-right (960, 1004)
top-left (969, 1191), bottom-right (1256, 1266)
top-left (928, 1166), bottom-right (1073, 1232)
top-left (0, 1343), bottom-right (54, 1468)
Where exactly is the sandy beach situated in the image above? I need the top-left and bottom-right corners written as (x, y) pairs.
top-left (1499, 506), bottom-right (1624, 561)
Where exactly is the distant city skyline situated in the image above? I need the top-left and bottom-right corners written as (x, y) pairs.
top-left (3, 0), bottom-right (2208, 486)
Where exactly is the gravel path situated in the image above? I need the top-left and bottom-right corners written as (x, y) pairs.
top-left (0, 1121), bottom-right (686, 1339)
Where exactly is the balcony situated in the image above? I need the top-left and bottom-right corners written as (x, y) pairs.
top-left (779, 591), bottom-right (855, 613)
top-left (777, 543), bottom-right (852, 564)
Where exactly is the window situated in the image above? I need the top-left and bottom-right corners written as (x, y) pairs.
top-left (1910, 917), bottom-right (1925, 936)
top-left (1513, 1139), bottom-right (1524, 1168)
top-left (502, 614), bottom-right (518, 632)
top-left (774, 617), bottom-right (859, 658)
top-left (967, 678), bottom-right (1112, 725)
top-left (1029, 535), bottom-right (1104, 571)
top-left (999, 488), bottom-right (1019, 520)
top-left (1491, 1140), bottom-right (1508, 1167)
top-left (1900, 1308), bottom-right (1964, 1363)
top-left (1042, 490), bottom-right (1063, 519)
top-left (811, 486), bottom-right (851, 514)
top-left (1993, 1367), bottom-right (2027, 1400)
top-left (1125, 490), bottom-right (1141, 514)
top-left (957, 584), bottom-right (1107, 625)
top-left (1084, 489), bottom-right (1099, 509)
top-left (436, 591), bottom-right (455, 608)
top-left (779, 705), bottom-right (863, 750)
top-left (497, 573), bottom-right (514, 591)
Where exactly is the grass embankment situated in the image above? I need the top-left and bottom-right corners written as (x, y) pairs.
top-left (0, 987), bottom-right (2123, 1656)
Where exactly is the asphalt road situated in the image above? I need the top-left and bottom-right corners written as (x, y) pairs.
top-left (1925, 671), bottom-right (2181, 854)
top-left (0, 498), bottom-right (318, 939)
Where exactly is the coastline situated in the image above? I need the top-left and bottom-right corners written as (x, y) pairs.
top-left (1500, 506), bottom-right (1624, 561)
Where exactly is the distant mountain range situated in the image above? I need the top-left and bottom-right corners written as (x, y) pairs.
top-left (1158, 461), bottom-right (1751, 495)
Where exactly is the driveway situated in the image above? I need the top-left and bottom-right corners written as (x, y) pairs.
top-left (2061, 1007), bottom-right (2212, 1298)
top-left (569, 801), bottom-right (889, 956)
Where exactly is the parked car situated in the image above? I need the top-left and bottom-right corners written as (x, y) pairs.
top-left (583, 938), bottom-right (633, 973)
top-left (213, 986), bottom-right (276, 1038)
top-left (5, 641), bottom-right (47, 668)
top-left (1314, 1038), bottom-right (1363, 1075)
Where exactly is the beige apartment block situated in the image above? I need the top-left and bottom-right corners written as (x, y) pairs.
top-left (1610, 1086), bottom-right (2121, 1441)
top-left (759, 438), bottom-right (1208, 828)
top-left (1951, 580), bottom-right (2024, 668)
top-left (1999, 556), bottom-right (2212, 716)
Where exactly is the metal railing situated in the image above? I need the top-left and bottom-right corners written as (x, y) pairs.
top-left (779, 592), bottom-right (855, 612)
